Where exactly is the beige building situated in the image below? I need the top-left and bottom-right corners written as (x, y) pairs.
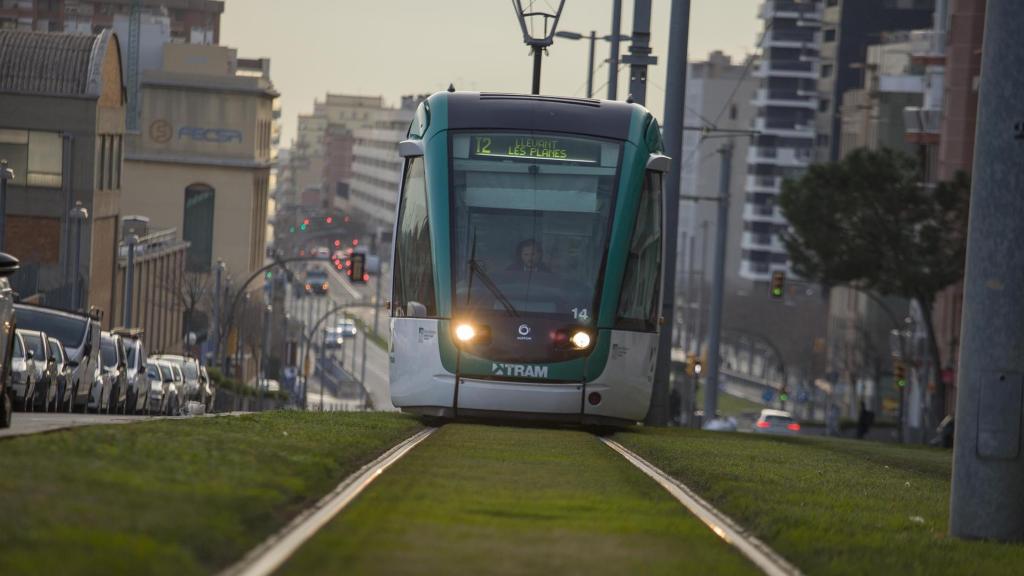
top-left (122, 43), bottom-right (277, 282)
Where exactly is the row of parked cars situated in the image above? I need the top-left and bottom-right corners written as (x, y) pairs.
top-left (0, 253), bottom-right (215, 428)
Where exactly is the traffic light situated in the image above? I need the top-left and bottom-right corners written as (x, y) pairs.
top-left (779, 387), bottom-right (789, 403)
top-left (685, 354), bottom-right (703, 376)
top-left (894, 361), bottom-right (907, 388)
top-left (349, 253), bottom-right (367, 284)
top-left (770, 271), bottom-right (785, 299)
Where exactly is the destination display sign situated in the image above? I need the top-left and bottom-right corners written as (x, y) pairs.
top-left (469, 134), bottom-right (601, 163)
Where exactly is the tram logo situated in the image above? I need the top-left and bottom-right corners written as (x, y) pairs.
top-left (516, 323), bottom-right (532, 341)
top-left (492, 362), bottom-right (548, 378)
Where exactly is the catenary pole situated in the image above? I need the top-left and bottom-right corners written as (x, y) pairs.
top-left (607, 0), bottom-right (622, 100)
top-left (623, 0), bottom-right (656, 105)
top-left (702, 142), bottom-right (732, 422)
top-left (949, 0), bottom-right (1024, 542)
top-left (646, 0), bottom-right (690, 425)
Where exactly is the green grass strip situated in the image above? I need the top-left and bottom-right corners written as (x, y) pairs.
top-left (613, 428), bottom-right (1024, 575)
top-left (279, 423), bottom-right (758, 576)
top-left (0, 412), bottom-right (422, 576)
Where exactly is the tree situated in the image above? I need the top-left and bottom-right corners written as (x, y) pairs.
top-left (779, 147), bottom-right (970, 421)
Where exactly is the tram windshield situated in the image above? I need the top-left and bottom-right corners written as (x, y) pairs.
top-left (451, 132), bottom-right (621, 323)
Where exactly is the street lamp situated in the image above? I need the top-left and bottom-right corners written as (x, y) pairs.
top-left (512, 0), bottom-right (566, 94)
top-left (554, 30), bottom-right (632, 99)
top-left (122, 234), bottom-right (139, 326)
top-left (0, 159), bottom-right (14, 253)
top-left (69, 201), bottom-right (89, 311)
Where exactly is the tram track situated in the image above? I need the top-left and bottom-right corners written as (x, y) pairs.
top-left (221, 422), bottom-right (799, 575)
top-left (600, 436), bottom-right (803, 576)
top-left (219, 427), bottom-right (436, 576)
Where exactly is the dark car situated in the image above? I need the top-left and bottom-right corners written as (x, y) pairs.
top-left (114, 328), bottom-right (149, 414)
top-left (14, 304), bottom-right (102, 413)
top-left (94, 331), bottom-right (128, 413)
top-left (0, 252), bottom-right (17, 428)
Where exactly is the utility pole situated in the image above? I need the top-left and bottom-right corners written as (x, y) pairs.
top-left (702, 142), bottom-right (733, 422)
top-left (122, 234), bottom-right (139, 326)
top-left (69, 202), bottom-right (89, 311)
top-left (647, 0), bottom-right (690, 426)
top-left (0, 160), bottom-right (13, 253)
top-left (586, 31), bottom-right (596, 98)
top-left (360, 320), bottom-right (368, 409)
top-left (950, 0), bottom-right (1024, 542)
top-left (623, 0), bottom-right (657, 105)
top-left (212, 260), bottom-right (224, 367)
top-left (608, 0), bottom-right (623, 100)
top-left (372, 265), bottom-right (383, 336)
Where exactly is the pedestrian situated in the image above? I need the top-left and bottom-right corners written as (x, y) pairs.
top-left (856, 401), bottom-right (873, 439)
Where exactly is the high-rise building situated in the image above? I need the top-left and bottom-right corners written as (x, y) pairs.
top-left (741, 0), bottom-right (822, 282)
top-left (0, 0), bottom-right (222, 40)
top-left (815, 0), bottom-right (935, 164)
top-left (348, 96), bottom-right (426, 231)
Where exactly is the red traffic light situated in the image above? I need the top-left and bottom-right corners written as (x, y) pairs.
top-left (326, 216), bottom-right (333, 224)
top-left (303, 218), bottom-right (310, 225)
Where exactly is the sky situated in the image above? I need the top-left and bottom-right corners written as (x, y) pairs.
top-left (221, 0), bottom-right (762, 146)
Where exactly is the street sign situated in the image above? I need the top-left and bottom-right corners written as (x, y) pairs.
top-left (797, 389), bottom-right (809, 404)
top-left (762, 388), bottom-right (775, 403)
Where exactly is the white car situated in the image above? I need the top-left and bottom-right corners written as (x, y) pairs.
top-left (753, 409), bottom-right (801, 434)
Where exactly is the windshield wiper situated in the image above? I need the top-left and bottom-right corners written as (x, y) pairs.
top-left (465, 230), bottom-right (519, 318)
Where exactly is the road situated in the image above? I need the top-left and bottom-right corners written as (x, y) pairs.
top-left (285, 261), bottom-right (395, 411)
top-left (0, 413), bottom-right (154, 438)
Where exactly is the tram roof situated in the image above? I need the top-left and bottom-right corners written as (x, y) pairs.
top-left (442, 92), bottom-right (645, 141)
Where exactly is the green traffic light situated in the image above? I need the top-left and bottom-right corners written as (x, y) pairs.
top-left (897, 378), bottom-right (907, 388)
top-left (289, 226), bottom-right (295, 233)
top-left (300, 224), bottom-right (307, 231)
top-left (772, 287), bottom-right (783, 297)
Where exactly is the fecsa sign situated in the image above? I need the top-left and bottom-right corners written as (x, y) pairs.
top-left (470, 134), bottom-right (601, 163)
top-left (177, 126), bottom-right (243, 144)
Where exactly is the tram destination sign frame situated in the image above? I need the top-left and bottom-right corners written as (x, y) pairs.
top-left (469, 134), bottom-right (601, 164)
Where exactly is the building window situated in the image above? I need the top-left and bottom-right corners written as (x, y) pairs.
top-left (818, 98), bottom-right (830, 112)
top-left (821, 64), bottom-right (833, 78)
top-left (823, 29), bottom-right (837, 43)
top-left (615, 171), bottom-right (663, 332)
top-left (183, 184), bottom-right (215, 272)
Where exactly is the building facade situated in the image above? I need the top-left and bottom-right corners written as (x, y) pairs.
top-left (121, 43), bottom-right (277, 283)
top-left (741, 0), bottom-right (822, 282)
top-left (815, 0), bottom-right (935, 164)
top-left (0, 0), bottom-right (222, 42)
top-left (0, 29), bottom-right (125, 319)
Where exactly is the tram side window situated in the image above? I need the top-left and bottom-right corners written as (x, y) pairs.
top-left (615, 171), bottom-right (663, 332)
top-left (393, 157), bottom-right (437, 317)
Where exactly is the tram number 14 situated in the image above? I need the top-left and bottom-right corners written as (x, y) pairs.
top-left (571, 308), bottom-right (590, 322)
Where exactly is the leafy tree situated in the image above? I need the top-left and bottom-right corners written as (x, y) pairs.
top-left (779, 147), bottom-right (970, 418)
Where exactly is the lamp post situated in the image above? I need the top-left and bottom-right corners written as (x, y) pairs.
top-left (0, 160), bottom-right (13, 253)
top-left (212, 260), bottom-right (225, 367)
top-left (122, 234), bottom-right (139, 327)
top-left (69, 201), bottom-right (89, 311)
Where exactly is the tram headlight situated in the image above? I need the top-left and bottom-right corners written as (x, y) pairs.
top-left (454, 323), bottom-right (476, 342)
top-left (570, 331), bottom-right (592, 350)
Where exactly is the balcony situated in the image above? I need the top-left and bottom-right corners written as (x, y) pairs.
top-left (763, 29), bottom-right (816, 49)
top-left (753, 59), bottom-right (819, 80)
top-left (904, 106), bottom-right (942, 145)
top-left (746, 175), bottom-right (781, 193)
top-left (752, 88), bottom-right (817, 109)
top-left (754, 117), bottom-right (816, 139)
top-left (909, 30), bottom-right (946, 66)
top-left (747, 145), bottom-right (813, 168)
top-left (743, 203), bottom-right (789, 225)
top-left (759, 1), bottom-right (823, 22)
top-left (742, 231), bottom-right (787, 252)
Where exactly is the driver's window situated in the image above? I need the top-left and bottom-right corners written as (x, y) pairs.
top-left (393, 157), bottom-right (437, 318)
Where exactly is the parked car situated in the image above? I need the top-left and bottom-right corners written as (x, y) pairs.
top-left (10, 331), bottom-right (43, 411)
top-left (92, 331), bottom-right (128, 413)
top-left (0, 252), bottom-right (17, 428)
top-left (753, 409), bottom-right (801, 435)
top-left (150, 355), bottom-right (208, 406)
top-left (18, 330), bottom-right (58, 411)
top-left (114, 328), bottom-right (149, 414)
top-left (145, 360), bottom-right (180, 415)
top-left (199, 365), bottom-right (215, 411)
top-left (47, 337), bottom-right (72, 410)
top-left (14, 304), bottom-right (102, 413)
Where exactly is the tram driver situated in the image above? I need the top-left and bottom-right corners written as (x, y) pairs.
top-left (507, 239), bottom-right (552, 274)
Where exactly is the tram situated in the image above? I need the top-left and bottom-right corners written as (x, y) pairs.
top-left (389, 91), bottom-right (669, 424)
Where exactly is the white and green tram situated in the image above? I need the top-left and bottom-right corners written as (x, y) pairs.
top-left (389, 91), bottom-right (669, 425)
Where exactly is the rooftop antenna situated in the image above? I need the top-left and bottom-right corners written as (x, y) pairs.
top-left (511, 0), bottom-right (566, 95)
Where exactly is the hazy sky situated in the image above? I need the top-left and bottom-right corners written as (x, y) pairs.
top-left (222, 0), bottom-right (762, 145)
